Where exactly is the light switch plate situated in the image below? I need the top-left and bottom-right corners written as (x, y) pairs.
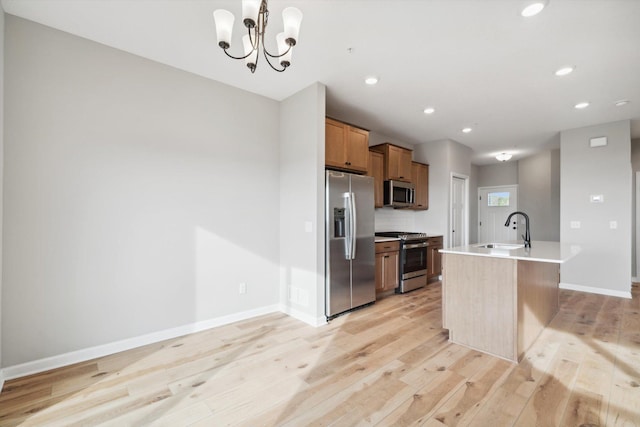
top-left (590, 194), bottom-right (604, 203)
top-left (570, 221), bottom-right (581, 229)
top-left (590, 136), bottom-right (608, 147)
top-left (610, 221), bottom-right (618, 229)
top-left (304, 221), bottom-right (313, 233)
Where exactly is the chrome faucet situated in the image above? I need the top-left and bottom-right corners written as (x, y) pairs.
top-left (504, 211), bottom-right (531, 248)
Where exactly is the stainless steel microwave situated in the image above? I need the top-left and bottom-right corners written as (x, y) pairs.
top-left (383, 180), bottom-right (415, 208)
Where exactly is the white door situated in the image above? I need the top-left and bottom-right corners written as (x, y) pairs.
top-left (478, 185), bottom-right (518, 243)
top-left (451, 176), bottom-right (467, 247)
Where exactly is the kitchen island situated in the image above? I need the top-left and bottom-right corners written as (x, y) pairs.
top-left (440, 241), bottom-right (579, 362)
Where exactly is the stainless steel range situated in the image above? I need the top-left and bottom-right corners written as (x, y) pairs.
top-left (375, 232), bottom-right (429, 293)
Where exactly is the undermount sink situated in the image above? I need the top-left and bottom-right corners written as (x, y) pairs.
top-left (476, 243), bottom-right (525, 250)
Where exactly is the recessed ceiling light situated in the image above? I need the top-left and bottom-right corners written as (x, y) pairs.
top-left (462, 127), bottom-right (472, 133)
top-left (555, 66), bottom-right (574, 76)
top-left (574, 102), bottom-right (590, 109)
top-left (615, 99), bottom-right (630, 107)
top-left (521, 2), bottom-right (546, 17)
top-left (364, 76), bottom-right (378, 85)
top-left (423, 107), bottom-right (435, 114)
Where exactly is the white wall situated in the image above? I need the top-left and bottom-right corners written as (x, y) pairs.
top-left (279, 83), bottom-right (326, 326)
top-left (560, 120), bottom-right (632, 296)
top-left (414, 141), bottom-right (449, 239)
top-left (518, 149), bottom-right (561, 241)
top-left (414, 139), bottom-right (472, 247)
top-left (2, 16), bottom-right (282, 367)
top-left (369, 131), bottom-right (415, 151)
top-left (631, 138), bottom-right (640, 277)
top-left (477, 162), bottom-right (518, 187)
top-left (0, 4), bottom-right (5, 386)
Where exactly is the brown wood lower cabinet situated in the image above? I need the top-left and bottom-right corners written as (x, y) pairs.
top-left (427, 236), bottom-right (443, 280)
top-left (375, 241), bottom-right (400, 293)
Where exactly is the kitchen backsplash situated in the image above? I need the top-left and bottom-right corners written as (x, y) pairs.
top-left (374, 208), bottom-right (415, 232)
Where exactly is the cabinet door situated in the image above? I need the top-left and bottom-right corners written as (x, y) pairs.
top-left (411, 162), bottom-right (429, 210)
top-left (385, 251), bottom-right (399, 289)
top-left (345, 127), bottom-right (369, 173)
top-left (387, 145), bottom-right (402, 180)
top-left (387, 145), bottom-right (412, 181)
top-left (367, 151), bottom-right (384, 208)
top-left (427, 238), bottom-right (443, 279)
top-left (432, 246), bottom-right (442, 277)
top-left (375, 252), bottom-right (385, 291)
top-left (399, 149), bottom-right (413, 181)
top-left (325, 119), bottom-right (347, 169)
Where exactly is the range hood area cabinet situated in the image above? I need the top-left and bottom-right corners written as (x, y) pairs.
top-left (370, 143), bottom-right (413, 182)
top-left (325, 118), bottom-right (370, 174)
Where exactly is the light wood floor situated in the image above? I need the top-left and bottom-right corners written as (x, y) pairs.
top-left (1, 282), bottom-right (639, 426)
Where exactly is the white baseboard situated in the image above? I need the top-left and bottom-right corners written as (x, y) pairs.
top-left (559, 282), bottom-right (632, 299)
top-left (2, 304), bottom-right (280, 382)
top-left (280, 304), bottom-right (327, 327)
top-left (0, 369), bottom-right (5, 393)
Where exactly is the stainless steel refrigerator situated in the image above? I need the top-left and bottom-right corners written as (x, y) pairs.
top-left (325, 170), bottom-right (375, 319)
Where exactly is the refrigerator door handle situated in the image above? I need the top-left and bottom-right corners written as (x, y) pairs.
top-left (350, 192), bottom-right (357, 259)
top-left (343, 192), bottom-right (351, 259)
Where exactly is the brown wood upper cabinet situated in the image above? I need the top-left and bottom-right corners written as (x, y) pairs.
top-left (366, 150), bottom-right (384, 208)
top-left (411, 161), bottom-right (429, 210)
top-left (369, 143), bottom-right (412, 182)
top-left (325, 118), bottom-right (369, 173)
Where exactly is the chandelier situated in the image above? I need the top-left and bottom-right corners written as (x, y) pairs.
top-left (213, 0), bottom-right (303, 73)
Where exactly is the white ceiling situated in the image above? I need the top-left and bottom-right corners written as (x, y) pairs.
top-left (3, 0), bottom-right (640, 165)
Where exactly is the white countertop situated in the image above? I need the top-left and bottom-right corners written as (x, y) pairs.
top-left (440, 241), bottom-right (581, 264)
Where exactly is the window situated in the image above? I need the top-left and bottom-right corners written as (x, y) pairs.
top-left (487, 191), bottom-right (510, 207)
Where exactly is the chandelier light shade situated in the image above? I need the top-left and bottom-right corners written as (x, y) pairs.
top-left (213, 0), bottom-right (303, 73)
top-left (496, 153), bottom-right (513, 162)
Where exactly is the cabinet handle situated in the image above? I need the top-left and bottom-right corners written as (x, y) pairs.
top-left (345, 161), bottom-right (351, 166)
top-left (384, 255), bottom-right (389, 259)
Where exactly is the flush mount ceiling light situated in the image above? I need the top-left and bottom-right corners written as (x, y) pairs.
top-left (462, 127), bottom-right (473, 133)
top-left (574, 101), bottom-right (590, 109)
top-left (521, 1), bottom-right (547, 17)
top-left (364, 76), bottom-right (379, 85)
top-left (555, 66), bottom-right (574, 76)
top-left (213, 0), bottom-right (302, 73)
top-left (496, 153), bottom-right (513, 162)
top-left (615, 99), bottom-right (630, 107)
top-left (423, 107), bottom-right (435, 114)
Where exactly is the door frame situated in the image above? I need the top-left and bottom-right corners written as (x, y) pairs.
top-left (450, 173), bottom-right (469, 248)
top-left (477, 184), bottom-right (519, 244)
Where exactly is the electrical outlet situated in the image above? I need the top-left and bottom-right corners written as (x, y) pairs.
top-left (610, 221), bottom-right (618, 229)
top-left (570, 221), bottom-right (581, 229)
top-left (239, 282), bottom-right (247, 294)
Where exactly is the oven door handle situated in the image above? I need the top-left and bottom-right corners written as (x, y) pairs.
top-left (404, 242), bottom-right (429, 249)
